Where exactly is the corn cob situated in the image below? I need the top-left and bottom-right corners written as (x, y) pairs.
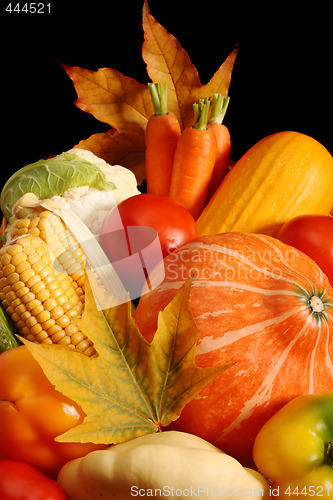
top-left (0, 234), bottom-right (95, 357)
top-left (9, 210), bottom-right (85, 304)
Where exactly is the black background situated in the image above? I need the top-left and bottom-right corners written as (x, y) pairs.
top-left (1, 1), bottom-right (332, 188)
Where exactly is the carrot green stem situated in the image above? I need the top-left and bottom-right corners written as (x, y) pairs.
top-left (193, 98), bottom-right (211, 130)
top-left (148, 82), bottom-right (168, 116)
top-left (208, 94), bottom-right (230, 125)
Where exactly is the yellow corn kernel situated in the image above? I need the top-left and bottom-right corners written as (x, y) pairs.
top-left (26, 274), bottom-right (42, 290)
top-left (7, 273), bottom-right (20, 286)
top-left (50, 330), bottom-right (66, 344)
top-left (36, 330), bottom-right (49, 343)
top-left (3, 264), bottom-right (16, 277)
top-left (41, 337), bottom-right (53, 345)
top-left (21, 310), bottom-right (31, 322)
top-left (16, 286), bottom-right (30, 299)
top-left (35, 289), bottom-right (50, 303)
top-left (15, 303), bottom-right (26, 315)
top-left (10, 211), bottom-right (85, 299)
top-left (43, 297), bottom-right (58, 311)
top-left (20, 268), bottom-right (35, 283)
top-left (32, 259), bottom-right (48, 275)
top-left (75, 339), bottom-right (92, 354)
top-left (42, 318), bottom-right (56, 331)
top-left (50, 305), bottom-right (66, 320)
top-left (58, 336), bottom-right (72, 347)
top-left (0, 234), bottom-right (95, 357)
top-left (5, 290), bottom-right (17, 303)
top-left (83, 345), bottom-right (96, 358)
top-left (15, 261), bottom-right (30, 275)
top-left (36, 310), bottom-right (51, 324)
top-left (22, 293), bottom-right (37, 306)
top-left (26, 316), bottom-right (38, 328)
top-left (1, 253), bottom-right (12, 266)
top-left (30, 323), bottom-right (43, 335)
top-left (64, 324), bottom-right (80, 337)
top-left (12, 281), bottom-right (25, 293)
top-left (10, 298), bottom-right (21, 310)
top-left (56, 314), bottom-right (70, 328)
top-left (69, 331), bottom-right (84, 346)
top-left (47, 324), bottom-right (62, 336)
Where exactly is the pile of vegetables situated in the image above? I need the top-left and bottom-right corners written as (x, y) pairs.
top-left (1, 1), bottom-right (333, 499)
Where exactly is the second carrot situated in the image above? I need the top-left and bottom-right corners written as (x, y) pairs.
top-left (169, 98), bottom-right (217, 220)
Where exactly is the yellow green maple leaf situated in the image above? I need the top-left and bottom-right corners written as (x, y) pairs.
top-left (22, 278), bottom-right (232, 445)
top-left (62, 0), bottom-right (238, 184)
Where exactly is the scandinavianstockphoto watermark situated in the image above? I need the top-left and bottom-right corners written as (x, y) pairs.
top-left (166, 246), bottom-right (299, 266)
top-left (130, 485), bottom-right (266, 497)
top-left (165, 245), bottom-right (299, 282)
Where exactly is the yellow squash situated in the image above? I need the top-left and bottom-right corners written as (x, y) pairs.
top-left (196, 131), bottom-right (333, 237)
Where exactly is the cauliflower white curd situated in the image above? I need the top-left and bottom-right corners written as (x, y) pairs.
top-left (48, 149), bottom-right (140, 235)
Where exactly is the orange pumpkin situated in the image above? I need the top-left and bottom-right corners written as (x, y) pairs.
top-left (135, 232), bottom-right (333, 466)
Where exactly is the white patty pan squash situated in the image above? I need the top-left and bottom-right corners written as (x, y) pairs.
top-left (57, 431), bottom-right (269, 499)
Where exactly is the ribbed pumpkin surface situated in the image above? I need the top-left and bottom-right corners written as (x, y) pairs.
top-left (134, 233), bottom-right (333, 466)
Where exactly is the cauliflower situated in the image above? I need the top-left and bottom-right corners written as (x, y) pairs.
top-left (2, 148), bottom-right (141, 236)
top-left (49, 148), bottom-right (140, 235)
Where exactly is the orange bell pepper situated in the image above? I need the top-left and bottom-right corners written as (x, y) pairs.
top-left (0, 345), bottom-right (106, 479)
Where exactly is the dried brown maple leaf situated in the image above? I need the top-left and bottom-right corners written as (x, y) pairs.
top-left (142, 1), bottom-right (238, 130)
top-left (62, 1), bottom-right (238, 185)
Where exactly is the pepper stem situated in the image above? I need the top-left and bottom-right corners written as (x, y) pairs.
top-left (148, 82), bottom-right (168, 116)
top-left (208, 93), bottom-right (230, 125)
top-left (325, 442), bottom-right (333, 468)
top-left (193, 98), bottom-right (211, 130)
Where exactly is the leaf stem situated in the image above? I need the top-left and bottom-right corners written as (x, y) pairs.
top-left (193, 98), bottom-right (211, 130)
top-left (148, 82), bottom-right (168, 116)
top-left (208, 93), bottom-right (230, 125)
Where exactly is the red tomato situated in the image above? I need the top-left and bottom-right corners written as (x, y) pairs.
top-left (276, 214), bottom-right (333, 284)
top-left (100, 193), bottom-right (198, 259)
top-left (99, 194), bottom-right (198, 300)
top-left (0, 460), bottom-right (67, 500)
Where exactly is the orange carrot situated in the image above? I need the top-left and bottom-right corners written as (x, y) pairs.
top-left (206, 93), bottom-right (231, 201)
top-left (145, 82), bottom-right (181, 196)
top-left (169, 98), bottom-right (217, 220)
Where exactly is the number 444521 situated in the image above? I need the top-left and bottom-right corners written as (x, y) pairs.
top-left (5, 3), bottom-right (51, 13)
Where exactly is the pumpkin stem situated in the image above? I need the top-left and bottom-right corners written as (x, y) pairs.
top-left (325, 441), bottom-right (333, 468)
top-left (309, 295), bottom-right (325, 313)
